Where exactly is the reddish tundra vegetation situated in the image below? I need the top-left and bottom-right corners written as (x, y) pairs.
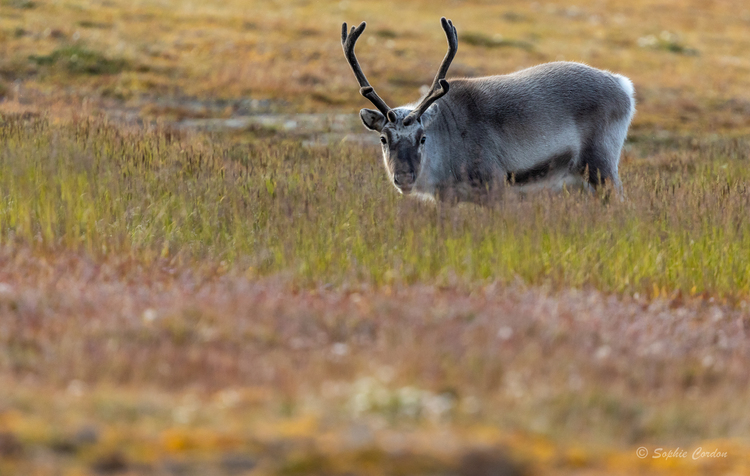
top-left (1, 249), bottom-right (749, 475)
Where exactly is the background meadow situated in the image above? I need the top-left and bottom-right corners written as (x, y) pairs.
top-left (1, 0), bottom-right (750, 475)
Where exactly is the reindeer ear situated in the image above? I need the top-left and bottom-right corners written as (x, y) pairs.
top-left (360, 108), bottom-right (386, 132)
top-left (419, 103), bottom-right (440, 126)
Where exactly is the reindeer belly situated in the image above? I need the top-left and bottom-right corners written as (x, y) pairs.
top-left (499, 120), bottom-right (583, 186)
top-left (506, 149), bottom-right (575, 185)
top-left (511, 168), bottom-right (592, 194)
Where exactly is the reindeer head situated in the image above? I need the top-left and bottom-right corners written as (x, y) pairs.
top-left (341, 18), bottom-right (458, 194)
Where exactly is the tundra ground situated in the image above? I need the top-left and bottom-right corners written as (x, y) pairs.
top-left (1, 0), bottom-right (750, 474)
top-left (1, 116), bottom-right (749, 476)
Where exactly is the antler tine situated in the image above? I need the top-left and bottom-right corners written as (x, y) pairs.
top-left (403, 17), bottom-right (458, 126)
top-left (341, 22), bottom-right (396, 122)
top-left (433, 17), bottom-right (458, 85)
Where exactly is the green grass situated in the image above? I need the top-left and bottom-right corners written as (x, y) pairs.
top-left (1, 114), bottom-right (749, 298)
top-left (28, 45), bottom-right (129, 76)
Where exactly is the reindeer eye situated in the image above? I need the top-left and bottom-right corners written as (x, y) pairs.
top-left (420, 136), bottom-right (426, 144)
top-left (380, 136), bottom-right (387, 145)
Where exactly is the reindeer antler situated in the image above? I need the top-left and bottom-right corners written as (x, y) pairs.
top-left (342, 22), bottom-right (396, 123)
top-left (403, 17), bottom-right (458, 126)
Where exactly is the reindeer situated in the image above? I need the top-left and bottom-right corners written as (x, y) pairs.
top-left (341, 18), bottom-right (635, 202)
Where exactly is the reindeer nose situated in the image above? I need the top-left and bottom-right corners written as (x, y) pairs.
top-left (394, 172), bottom-right (416, 187)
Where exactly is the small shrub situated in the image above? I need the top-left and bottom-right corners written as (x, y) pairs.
top-left (77, 20), bottom-right (113, 29)
top-left (1, 0), bottom-right (36, 9)
top-left (0, 79), bottom-right (9, 99)
top-left (461, 32), bottom-right (534, 51)
top-left (375, 29), bottom-right (398, 38)
top-left (637, 32), bottom-right (699, 56)
top-left (29, 45), bottom-right (129, 75)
